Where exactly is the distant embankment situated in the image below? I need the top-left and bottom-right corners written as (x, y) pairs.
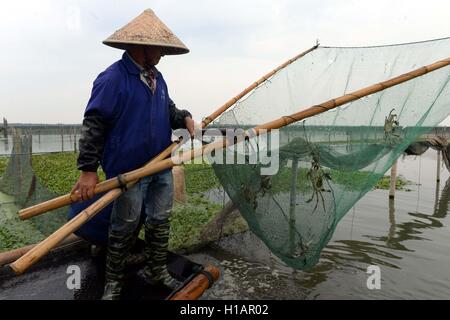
top-left (4, 124), bottom-right (82, 136)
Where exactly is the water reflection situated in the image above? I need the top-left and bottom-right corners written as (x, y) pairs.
top-left (368, 177), bottom-right (449, 250)
top-left (300, 176), bottom-right (450, 292)
top-left (433, 177), bottom-right (449, 219)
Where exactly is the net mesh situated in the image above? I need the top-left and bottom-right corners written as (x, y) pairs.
top-left (0, 131), bottom-right (68, 250)
top-left (210, 38), bottom-right (450, 269)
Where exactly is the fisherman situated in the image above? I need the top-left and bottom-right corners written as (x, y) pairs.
top-left (71, 9), bottom-right (195, 299)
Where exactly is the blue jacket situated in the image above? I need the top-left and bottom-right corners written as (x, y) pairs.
top-left (81, 52), bottom-right (188, 179)
top-left (69, 52), bottom-right (191, 244)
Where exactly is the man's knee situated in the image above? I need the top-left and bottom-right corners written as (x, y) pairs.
top-left (110, 216), bottom-right (140, 235)
top-left (110, 184), bottom-right (143, 233)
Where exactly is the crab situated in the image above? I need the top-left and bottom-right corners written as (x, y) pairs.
top-left (241, 175), bottom-right (273, 210)
top-left (384, 108), bottom-right (401, 144)
top-left (306, 151), bottom-right (332, 212)
top-left (259, 175), bottom-right (272, 196)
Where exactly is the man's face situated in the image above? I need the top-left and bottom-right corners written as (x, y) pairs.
top-left (143, 46), bottom-right (164, 66)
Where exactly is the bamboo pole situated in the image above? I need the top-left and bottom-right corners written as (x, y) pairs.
top-left (2, 117), bottom-right (7, 139)
top-left (252, 57), bottom-right (450, 131)
top-left (61, 127), bottom-right (64, 152)
top-left (388, 198), bottom-right (396, 241)
top-left (289, 158), bottom-right (298, 255)
top-left (201, 44), bottom-right (320, 127)
top-left (173, 165), bottom-right (187, 204)
top-left (0, 234), bottom-right (80, 267)
top-left (389, 160), bottom-right (398, 199)
top-left (18, 44), bottom-right (319, 221)
top-left (10, 55), bottom-right (450, 275)
top-left (169, 265), bottom-right (220, 300)
top-left (10, 191), bottom-right (123, 274)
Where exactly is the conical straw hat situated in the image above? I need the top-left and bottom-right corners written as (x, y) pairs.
top-left (103, 9), bottom-right (189, 55)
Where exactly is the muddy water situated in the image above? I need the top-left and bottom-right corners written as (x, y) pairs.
top-left (189, 149), bottom-right (450, 299)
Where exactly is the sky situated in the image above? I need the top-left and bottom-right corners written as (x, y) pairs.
top-left (0, 0), bottom-right (449, 125)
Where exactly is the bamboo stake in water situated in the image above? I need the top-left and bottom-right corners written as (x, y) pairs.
top-left (289, 158), bottom-right (299, 255)
top-left (389, 160), bottom-right (398, 199)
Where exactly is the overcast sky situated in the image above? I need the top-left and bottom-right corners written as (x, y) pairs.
top-left (0, 0), bottom-right (449, 125)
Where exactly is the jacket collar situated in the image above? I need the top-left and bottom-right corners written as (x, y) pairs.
top-left (122, 52), bottom-right (160, 77)
top-left (122, 51), bottom-right (141, 75)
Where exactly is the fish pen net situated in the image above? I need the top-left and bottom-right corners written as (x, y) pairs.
top-left (208, 37), bottom-right (450, 269)
top-left (0, 130), bottom-right (72, 251)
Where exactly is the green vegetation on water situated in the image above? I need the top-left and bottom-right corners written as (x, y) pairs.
top-left (169, 194), bottom-right (222, 250)
top-left (271, 166), bottom-right (413, 194)
top-left (374, 175), bottom-right (413, 191)
top-left (32, 153), bottom-right (105, 194)
top-left (184, 163), bottom-right (221, 194)
top-left (0, 157), bottom-right (8, 176)
top-left (31, 154), bottom-right (217, 196)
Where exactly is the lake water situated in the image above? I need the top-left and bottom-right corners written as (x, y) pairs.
top-left (189, 149), bottom-right (450, 299)
top-left (0, 134), bottom-right (79, 155)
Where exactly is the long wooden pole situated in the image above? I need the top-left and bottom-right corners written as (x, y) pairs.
top-left (11, 55), bottom-right (450, 275)
top-left (201, 45), bottom-right (320, 127)
top-left (0, 234), bottom-right (80, 267)
top-left (18, 44), bottom-right (319, 221)
top-left (253, 57), bottom-right (450, 131)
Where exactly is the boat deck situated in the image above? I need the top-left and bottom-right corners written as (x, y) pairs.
top-left (0, 239), bottom-right (204, 300)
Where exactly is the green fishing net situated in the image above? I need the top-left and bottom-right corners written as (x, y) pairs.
top-left (0, 133), bottom-right (67, 250)
top-left (210, 38), bottom-right (450, 269)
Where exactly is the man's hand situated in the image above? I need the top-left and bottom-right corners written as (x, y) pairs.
top-left (185, 116), bottom-right (196, 137)
top-left (71, 171), bottom-right (99, 201)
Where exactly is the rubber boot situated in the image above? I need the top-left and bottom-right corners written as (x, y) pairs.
top-left (101, 231), bottom-right (134, 300)
top-left (124, 225), bottom-right (146, 267)
top-left (143, 221), bottom-right (181, 291)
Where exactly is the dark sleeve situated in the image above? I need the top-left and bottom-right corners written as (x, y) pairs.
top-left (169, 98), bottom-right (192, 130)
top-left (77, 112), bottom-right (111, 172)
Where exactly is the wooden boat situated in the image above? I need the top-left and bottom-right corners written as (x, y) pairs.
top-left (0, 237), bottom-right (219, 300)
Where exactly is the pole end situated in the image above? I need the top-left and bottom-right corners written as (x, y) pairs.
top-left (8, 262), bottom-right (23, 275)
